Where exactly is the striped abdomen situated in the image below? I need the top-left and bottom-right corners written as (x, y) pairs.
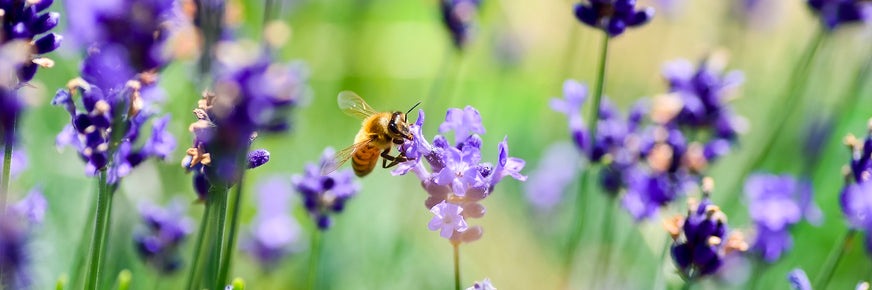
top-left (352, 144), bottom-right (381, 177)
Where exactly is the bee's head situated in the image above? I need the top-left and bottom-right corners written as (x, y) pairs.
top-left (389, 111), bottom-right (413, 140)
top-left (388, 101), bottom-right (421, 141)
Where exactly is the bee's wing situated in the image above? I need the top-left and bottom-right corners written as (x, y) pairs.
top-left (321, 138), bottom-right (373, 176)
top-left (338, 91), bottom-right (379, 120)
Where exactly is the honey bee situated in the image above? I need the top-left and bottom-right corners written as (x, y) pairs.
top-left (321, 91), bottom-right (420, 177)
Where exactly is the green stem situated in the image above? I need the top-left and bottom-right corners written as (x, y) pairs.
top-left (307, 230), bottom-right (323, 290)
top-left (185, 201), bottom-right (213, 290)
top-left (586, 33), bottom-right (610, 157)
top-left (217, 181), bottom-right (245, 288)
top-left (70, 192), bottom-right (99, 290)
top-left (85, 170), bottom-right (114, 290)
top-left (211, 186), bottom-right (230, 290)
top-left (453, 243), bottom-right (461, 290)
top-left (563, 169), bottom-right (591, 286)
top-left (655, 233), bottom-right (671, 290)
top-left (1, 126), bottom-right (13, 214)
top-left (591, 196), bottom-right (616, 289)
top-left (814, 229), bottom-right (857, 289)
top-left (680, 279), bottom-right (694, 290)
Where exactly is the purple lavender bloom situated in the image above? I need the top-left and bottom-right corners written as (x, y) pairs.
top-left (0, 212), bottom-right (30, 289)
top-left (0, 192), bottom-right (47, 290)
top-left (441, 0), bottom-right (482, 49)
top-left (428, 201), bottom-right (468, 239)
top-left (53, 49), bottom-right (176, 184)
top-left (243, 176), bottom-right (301, 269)
top-left (292, 148), bottom-right (360, 230)
top-left (744, 174), bottom-right (823, 263)
top-left (65, 0), bottom-right (181, 72)
top-left (524, 142), bottom-right (579, 210)
top-left (787, 269), bottom-right (812, 290)
top-left (440, 106), bottom-right (486, 144)
top-left (667, 181), bottom-right (748, 280)
top-left (839, 124), bottom-right (872, 255)
top-left (574, 0), bottom-right (654, 37)
top-left (661, 57), bottom-right (745, 142)
top-left (183, 51), bottom-right (308, 190)
top-left (0, 0), bottom-right (61, 83)
top-left (394, 106), bottom-right (526, 244)
top-left (246, 149), bottom-right (270, 169)
top-left (134, 199), bottom-right (194, 274)
top-left (12, 188), bottom-right (47, 226)
top-left (466, 278), bottom-right (497, 290)
top-left (807, 0), bottom-right (872, 30)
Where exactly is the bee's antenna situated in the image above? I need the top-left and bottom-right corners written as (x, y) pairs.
top-left (406, 101), bottom-right (422, 116)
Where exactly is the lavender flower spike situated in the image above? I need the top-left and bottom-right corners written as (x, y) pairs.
top-left (807, 0), bottom-right (872, 31)
top-left (243, 176), bottom-right (301, 269)
top-left (292, 148), bottom-right (360, 230)
top-left (666, 178), bottom-right (748, 279)
top-left (394, 106), bottom-right (526, 244)
top-left (574, 0), bottom-right (655, 37)
top-left (441, 0), bottom-right (483, 49)
top-left (745, 173), bottom-right (821, 262)
top-left (0, 0), bottom-right (62, 83)
top-left (134, 199), bottom-right (194, 274)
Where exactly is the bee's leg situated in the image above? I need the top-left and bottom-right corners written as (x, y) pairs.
top-left (381, 149), bottom-right (408, 168)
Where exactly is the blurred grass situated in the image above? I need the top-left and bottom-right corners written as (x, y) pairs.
top-left (9, 0), bottom-right (872, 289)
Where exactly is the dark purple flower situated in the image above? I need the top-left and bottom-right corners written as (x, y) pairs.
top-left (0, 213), bottom-right (30, 289)
top-left (65, 0), bottom-right (181, 72)
top-left (53, 50), bottom-right (176, 184)
top-left (183, 51), bottom-right (308, 190)
top-left (394, 106), bottom-right (525, 243)
top-left (524, 142), bottom-right (580, 210)
top-left (667, 179), bottom-right (748, 280)
top-left (292, 148), bottom-right (360, 230)
top-left (246, 149), bottom-right (270, 169)
top-left (839, 125), bottom-right (872, 248)
top-left (787, 268), bottom-right (812, 290)
top-left (807, 0), bottom-right (872, 30)
top-left (574, 0), bottom-right (655, 37)
top-left (661, 56), bottom-right (745, 142)
top-left (134, 199), bottom-right (194, 274)
top-left (243, 176), bottom-right (301, 269)
top-left (441, 0), bottom-right (482, 49)
top-left (0, 87), bottom-right (21, 145)
top-left (0, 0), bottom-right (61, 83)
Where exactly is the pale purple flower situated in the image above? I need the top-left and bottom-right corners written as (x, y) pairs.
top-left (439, 106), bottom-right (486, 144)
top-left (244, 176), bottom-right (301, 269)
top-left (134, 199), bottom-right (194, 273)
top-left (788, 268), bottom-right (812, 290)
top-left (524, 142), bottom-right (579, 210)
top-left (428, 201), bottom-right (468, 239)
top-left (395, 106), bottom-right (525, 243)
top-left (466, 278), bottom-right (497, 290)
top-left (12, 188), bottom-right (47, 226)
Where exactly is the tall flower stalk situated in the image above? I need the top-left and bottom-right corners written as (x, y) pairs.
top-left (291, 147), bottom-right (360, 289)
top-left (565, 0), bottom-right (653, 285)
top-left (392, 106), bottom-right (527, 289)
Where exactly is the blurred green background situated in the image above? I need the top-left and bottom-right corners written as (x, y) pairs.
top-left (10, 0), bottom-right (872, 289)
